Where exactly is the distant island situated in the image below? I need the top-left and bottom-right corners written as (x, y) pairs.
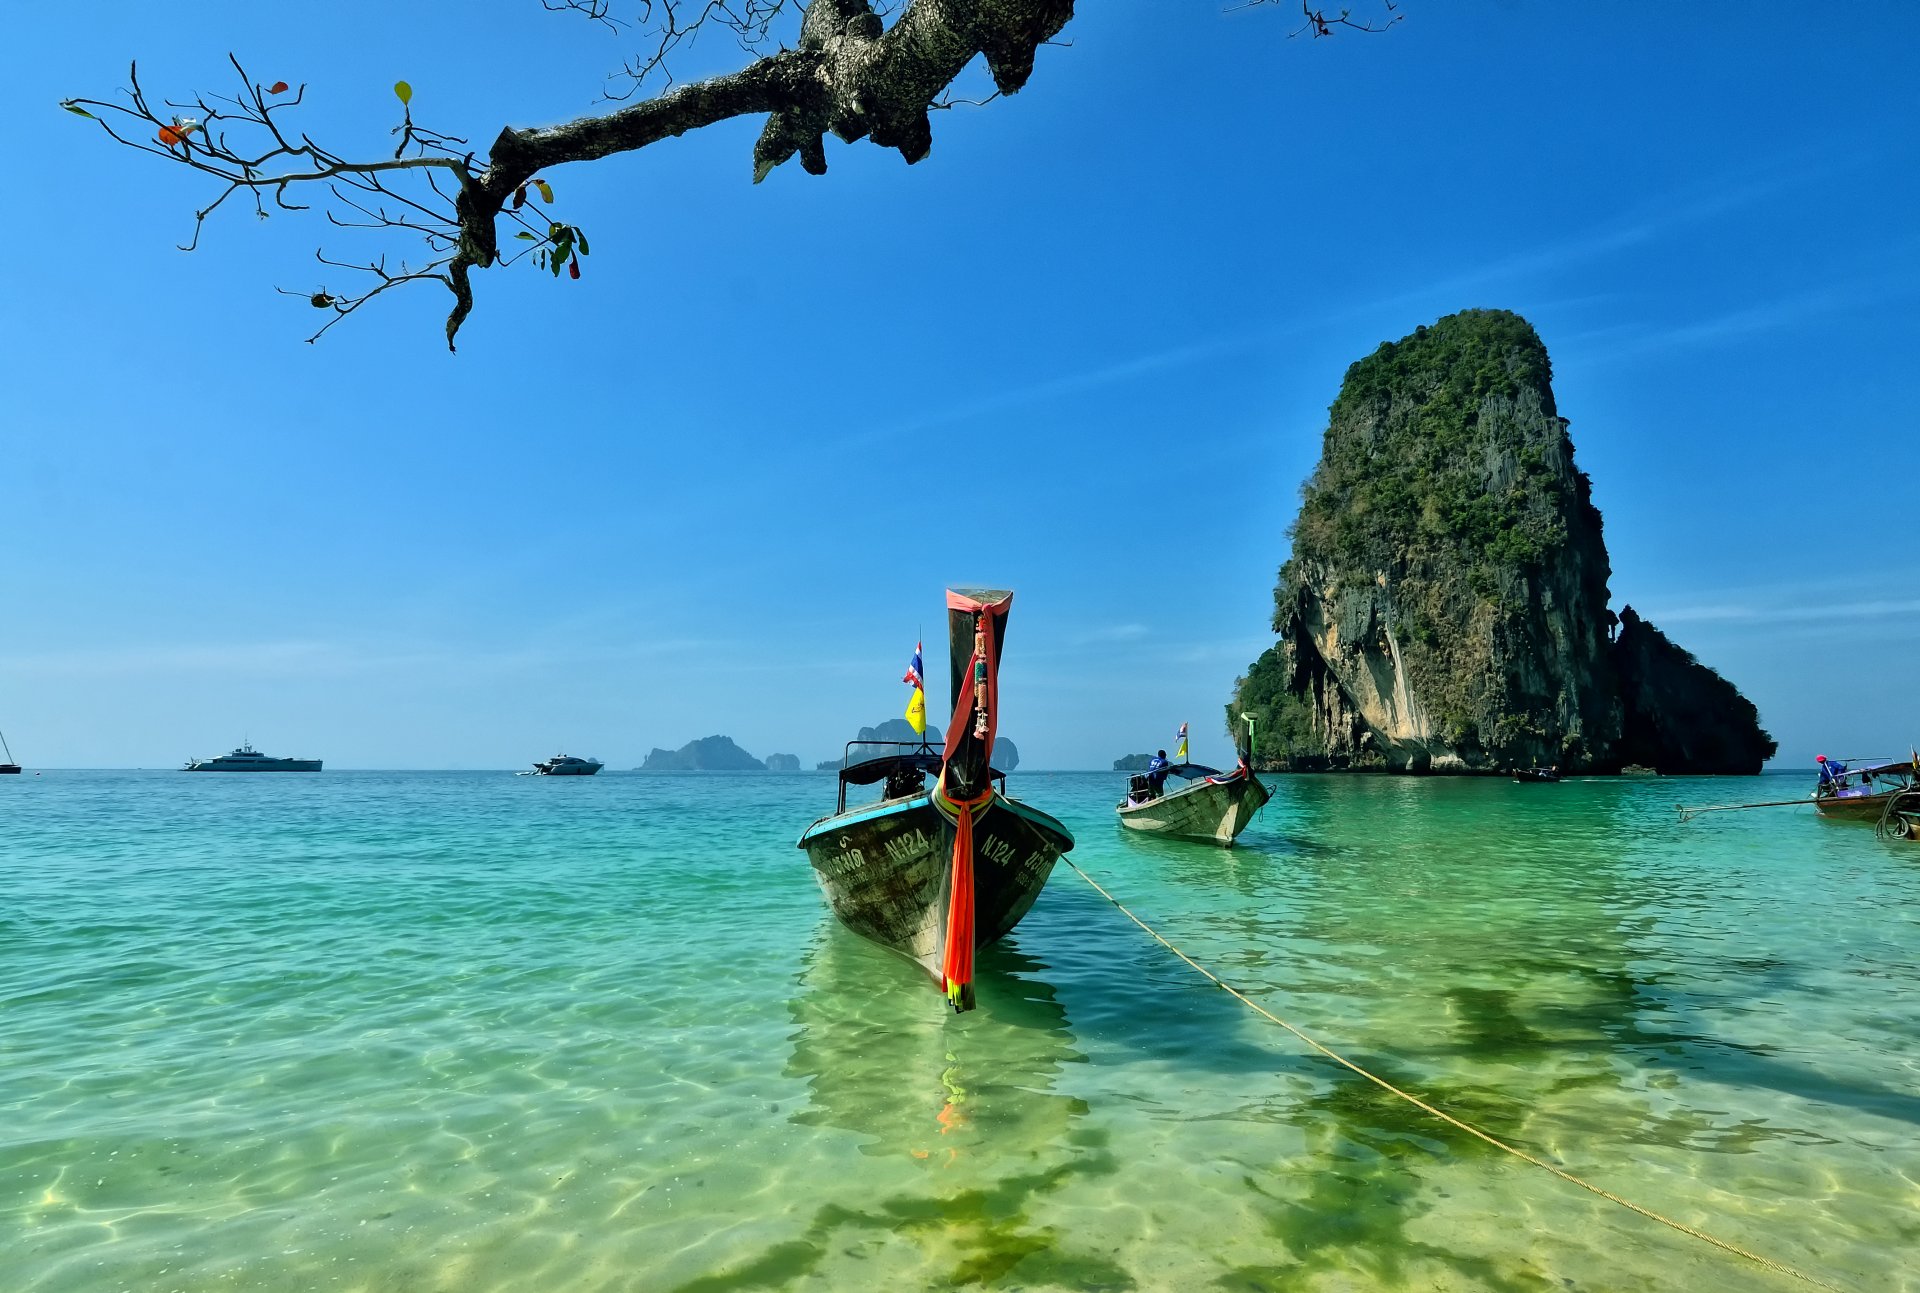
top-left (1230, 309), bottom-right (1775, 775)
top-left (763, 753), bottom-right (801, 772)
top-left (640, 735), bottom-right (767, 771)
top-left (1113, 753), bottom-right (1151, 771)
top-left (816, 718), bottom-right (1019, 772)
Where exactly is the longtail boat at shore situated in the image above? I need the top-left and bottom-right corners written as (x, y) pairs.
top-left (1117, 760), bottom-right (1270, 846)
top-left (1813, 754), bottom-right (1917, 822)
top-left (796, 588), bottom-right (1073, 1013)
top-left (1680, 750), bottom-right (1920, 826)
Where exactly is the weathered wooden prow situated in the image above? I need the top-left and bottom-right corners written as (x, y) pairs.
top-left (941, 587), bottom-right (1011, 800)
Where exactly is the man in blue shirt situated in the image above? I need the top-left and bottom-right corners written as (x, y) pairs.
top-left (1146, 749), bottom-right (1172, 796)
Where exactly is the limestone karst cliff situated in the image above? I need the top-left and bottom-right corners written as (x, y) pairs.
top-left (1230, 309), bottom-right (1772, 774)
top-left (1612, 608), bottom-right (1777, 774)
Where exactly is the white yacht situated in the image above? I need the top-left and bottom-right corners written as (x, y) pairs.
top-left (183, 743), bottom-right (323, 772)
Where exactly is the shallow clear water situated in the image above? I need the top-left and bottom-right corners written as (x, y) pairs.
top-left (2, 770), bottom-right (1916, 1292)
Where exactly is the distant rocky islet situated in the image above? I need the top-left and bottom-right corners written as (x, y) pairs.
top-left (637, 736), bottom-right (768, 771)
top-left (814, 718), bottom-right (1019, 772)
top-left (1231, 309), bottom-right (1775, 775)
top-left (633, 725), bottom-right (1020, 772)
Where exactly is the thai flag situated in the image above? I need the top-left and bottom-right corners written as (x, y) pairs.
top-left (903, 642), bottom-right (927, 735)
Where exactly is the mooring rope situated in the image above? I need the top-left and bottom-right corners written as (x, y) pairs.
top-left (1059, 858), bottom-right (1847, 1293)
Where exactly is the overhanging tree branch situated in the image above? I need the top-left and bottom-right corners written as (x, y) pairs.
top-left (65, 0), bottom-right (1074, 349)
top-left (63, 0), bottom-right (1397, 350)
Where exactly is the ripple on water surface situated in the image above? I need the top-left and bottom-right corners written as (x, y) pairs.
top-left (2, 770), bottom-right (1916, 1291)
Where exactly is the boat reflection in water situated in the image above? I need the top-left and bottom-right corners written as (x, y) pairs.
top-left (785, 927), bottom-right (1087, 1153)
top-left (771, 925), bottom-right (1134, 1285)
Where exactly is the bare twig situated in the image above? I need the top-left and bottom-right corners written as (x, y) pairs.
top-left (1232, 0), bottom-right (1404, 39)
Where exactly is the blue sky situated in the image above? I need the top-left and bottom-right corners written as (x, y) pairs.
top-left (3, 2), bottom-right (1916, 769)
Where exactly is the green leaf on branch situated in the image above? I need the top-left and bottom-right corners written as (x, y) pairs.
top-left (393, 80), bottom-right (413, 105)
top-left (61, 101), bottom-right (96, 119)
top-left (533, 179), bottom-right (553, 204)
top-left (514, 231), bottom-right (537, 241)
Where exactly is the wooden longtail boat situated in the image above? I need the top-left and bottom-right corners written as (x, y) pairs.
top-left (796, 588), bottom-right (1073, 1013)
top-left (1813, 756), bottom-right (1918, 822)
top-left (1116, 761), bottom-right (1270, 846)
top-left (1512, 767), bottom-right (1563, 784)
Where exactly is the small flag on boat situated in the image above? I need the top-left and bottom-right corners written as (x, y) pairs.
top-left (903, 641), bottom-right (927, 735)
top-left (1175, 721), bottom-right (1189, 763)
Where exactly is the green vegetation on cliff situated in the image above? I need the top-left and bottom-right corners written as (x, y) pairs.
top-left (1283, 309), bottom-right (1604, 649)
top-left (1289, 309), bottom-right (1588, 589)
top-left (1228, 646), bottom-right (1333, 770)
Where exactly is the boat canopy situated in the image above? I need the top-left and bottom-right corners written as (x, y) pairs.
top-left (1168, 763), bottom-right (1225, 780)
top-left (837, 747), bottom-right (1009, 788)
top-left (840, 749), bottom-right (944, 787)
top-left (832, 738), bottom-right (1007, 811)
top-left (1845, 759), bottom-right (1919, 778)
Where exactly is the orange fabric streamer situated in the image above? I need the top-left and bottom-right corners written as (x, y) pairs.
top-left (938, 783), bottom-right (991, 1010)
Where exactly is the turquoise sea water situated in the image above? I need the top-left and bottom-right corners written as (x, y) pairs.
top-left (3, 770), bottom-right (1917, 1292)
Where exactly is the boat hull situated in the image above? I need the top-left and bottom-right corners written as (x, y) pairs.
top-left (1815, 792), bottom-right (1899, 821)
top-left (1117, 772), bottom-right (1270, 845)
top-left (536, 764), bottom-right (601, 775)
top-left (797, 792), bottom-right (1072, 988)
top-left (0, 765), bottom-right (20, 774)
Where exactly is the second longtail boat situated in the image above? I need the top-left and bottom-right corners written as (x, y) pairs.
top-left (1117, 759), bottom-right (1270, 845)
top-left (796, 588), bottom-right (1073, 1012)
